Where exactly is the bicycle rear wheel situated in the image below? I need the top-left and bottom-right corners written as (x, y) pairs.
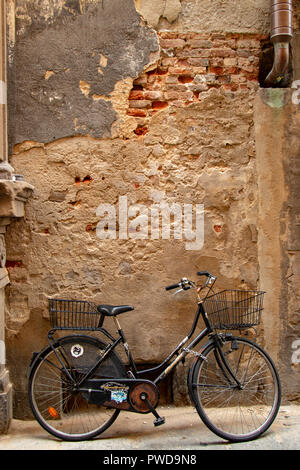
top-left (28, 335), bottom-right (126, 441)
top-left (190, 336), bottom-right (281, 442)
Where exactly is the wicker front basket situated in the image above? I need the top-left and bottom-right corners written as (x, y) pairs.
top-left (202, 290), bottom-right (265, 330)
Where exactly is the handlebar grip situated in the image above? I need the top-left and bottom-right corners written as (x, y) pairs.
top-left (197, 271), bottom-right (211, 277)
top-left (165, 283), bottom-right (181, 291)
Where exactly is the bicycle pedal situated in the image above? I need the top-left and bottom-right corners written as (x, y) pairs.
top-left (154, 416), bottom-right (165, 427)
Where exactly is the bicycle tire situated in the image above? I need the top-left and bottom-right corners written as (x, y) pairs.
top-left (189, 336), bottom-right (281, 442)
top-left (28, 335), bottom-right (127, 441)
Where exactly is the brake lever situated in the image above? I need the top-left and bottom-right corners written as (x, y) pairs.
top-left (173, 288), bottom-right (183, 295)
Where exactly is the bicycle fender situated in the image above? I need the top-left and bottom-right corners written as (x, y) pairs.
top-left (27, 335), bottom-right (108, 377)
top-left (28, 335), bottom-right (126, 378)
top-left (28, 343), bottom-right (53, 377)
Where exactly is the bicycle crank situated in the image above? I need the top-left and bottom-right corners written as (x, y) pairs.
top-left (129, 382), bottom-right (165, 426)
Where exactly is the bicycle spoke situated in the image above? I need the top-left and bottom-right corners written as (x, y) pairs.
top-left (192, 337), bottom-right (280, 442)
top-left (29, 336), bottom-right (124, 441)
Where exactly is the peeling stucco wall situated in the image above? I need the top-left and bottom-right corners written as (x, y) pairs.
top-left (4, 0), bottom-right (300, 416)
top-left (8, 0), bottom-right (159, 147)
top-left (135, 0), bottom-right (270, 33)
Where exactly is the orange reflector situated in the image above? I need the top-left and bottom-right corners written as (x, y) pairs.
top-left (48, 407), bottom-right (59, 419)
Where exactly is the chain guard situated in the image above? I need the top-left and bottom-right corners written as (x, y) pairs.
top-left (82, 379), bottom-right (159, 413)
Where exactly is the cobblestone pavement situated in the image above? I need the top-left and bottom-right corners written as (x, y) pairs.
top-left (0, 405), bottom-right (299, 452)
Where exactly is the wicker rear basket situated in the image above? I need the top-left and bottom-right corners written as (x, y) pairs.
top-left (202, 290), bottom-right (265, 330)
top-left (49, 299), bottom-right (101, 330)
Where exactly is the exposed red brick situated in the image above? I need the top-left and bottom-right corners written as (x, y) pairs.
top-left (237, 49), bottom-right (252, 58)
top-left (243, 72), bottom-right (259, 81)
top-left (211, 33), bottom-right (226, 40)
top-left (168, 66), bottom-right (192, 74)
top-left (129, 90), bottom-right (144, 100)
top-left (237, 38), bottom-right (261, 49)
top-left (143, 90), bottom-right (164, 100)
top-left (165, 83), bottom-right (189, 91)
top-left (132, 85), bottom-right (144, 91)
top-left (161, 58), bottom-right (176, 66)
top-left (187, 57), bottom-right (209, 67)
top-left (209, 58), bottom-right (224, 67)
top-left (134, 125), bottom-right (148, 136)
top-left (209, 66), bottom-right (225, 75)
top-left (211, 48), bottom-right (236, 58)
top-left (217, 75), bottom-right (231, 84)
top-left (6, 260), bottom-right (23, 268)
top-left (183, 33), bottom-right (210, 40)
top-left (147, 67), bottom-right (168, 76)
top-left (177, 49), bottom-right (211, 58)
top-left (127, 108), bottom-right (147, 117)
top-left (223, 83), bottom-right (239, 92)
top-left (126, 32), bottom-right (262, 114)
top-left (224, 66), bottom-right (240, 74)
top-left (224, 57), bottom-right (238, 66)
top-left (187, 39), bottom-right (213, 49)
top-left (178, 74), bottom-right (194, 84)
top-left (133, 76), bottom-right (148, 86)
top-left (152, 101), bottom-right (168, 110)
top-left (165, 75), bottom-right (178, 84)
top-left (164, 90), bottom-right (194, 101)
top-left (192, 66), bottom-right (208, 74)
top-left (160, 38), bottom-right (186, 49)
top-left (129, 100), bottom-right (152, 109)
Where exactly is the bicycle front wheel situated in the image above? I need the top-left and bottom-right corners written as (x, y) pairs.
top-left (190, 336), bottom-right (281, 442)
top-left (28, 335), bottom-right (126, 441)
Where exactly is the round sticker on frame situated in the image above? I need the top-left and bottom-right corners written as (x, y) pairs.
top-left (71, 344), bottom-right (84, 358)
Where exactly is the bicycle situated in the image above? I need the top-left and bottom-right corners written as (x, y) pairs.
top-left (28, 271), bottom-right (281, 442)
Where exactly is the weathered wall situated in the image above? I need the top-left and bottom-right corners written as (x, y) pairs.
top-left (8, 0), bottom-right (159, 147)
top-left (255, 88), bottom-right (300, 401)
top-left (3, 0), bottom-right (300, 417)
top-left (135, 0), bottom-right (270, 33)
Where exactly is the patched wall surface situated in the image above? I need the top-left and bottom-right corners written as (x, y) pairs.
top-left (4, 0), bottom-right (300, 416)
top-left (8, 0), bottom-right (159, 147)
top-left (135, 0), bottom-right (270, 33)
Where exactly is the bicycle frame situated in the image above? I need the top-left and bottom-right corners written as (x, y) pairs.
top-left (45, 276), bottom-right (242, 391)
top-left (29, 272), bottom-right (281, 443)
top-left (47, 302), bottom-right (213, 390)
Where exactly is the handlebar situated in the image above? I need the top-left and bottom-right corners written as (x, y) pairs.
top-left (165, 283), bottom-right (181, 291)
top-left (165, 271), bottom-right (216, 299)
top-left (197, 271), bottom-right (211, 277)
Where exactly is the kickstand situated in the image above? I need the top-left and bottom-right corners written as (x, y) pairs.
top-left (140, 392), bottom-right (165, 427)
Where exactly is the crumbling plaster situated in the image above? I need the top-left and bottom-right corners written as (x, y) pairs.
top-left (8, 0), bottom-right (160, 147)
top-left (135, 0), bottom-right (270, 33)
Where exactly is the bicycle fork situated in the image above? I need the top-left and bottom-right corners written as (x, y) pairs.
top-left (213, 335), bottom-right (244, 389)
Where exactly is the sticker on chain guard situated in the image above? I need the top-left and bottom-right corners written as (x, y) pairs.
top-left (71, 344), bottom-right (84, 358)
top-left (101, 382), bottom-right (129, 403)
top-left (111, 390), bottom-right (128, 403)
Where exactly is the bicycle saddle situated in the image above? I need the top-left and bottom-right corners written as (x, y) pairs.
top-left (97, 304), bottom-right (134, 316)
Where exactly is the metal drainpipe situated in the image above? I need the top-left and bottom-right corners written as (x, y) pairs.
top-left (265, 0), bottom-right (293, 86)
top-left (0, 0), bottom-right (14, 178)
